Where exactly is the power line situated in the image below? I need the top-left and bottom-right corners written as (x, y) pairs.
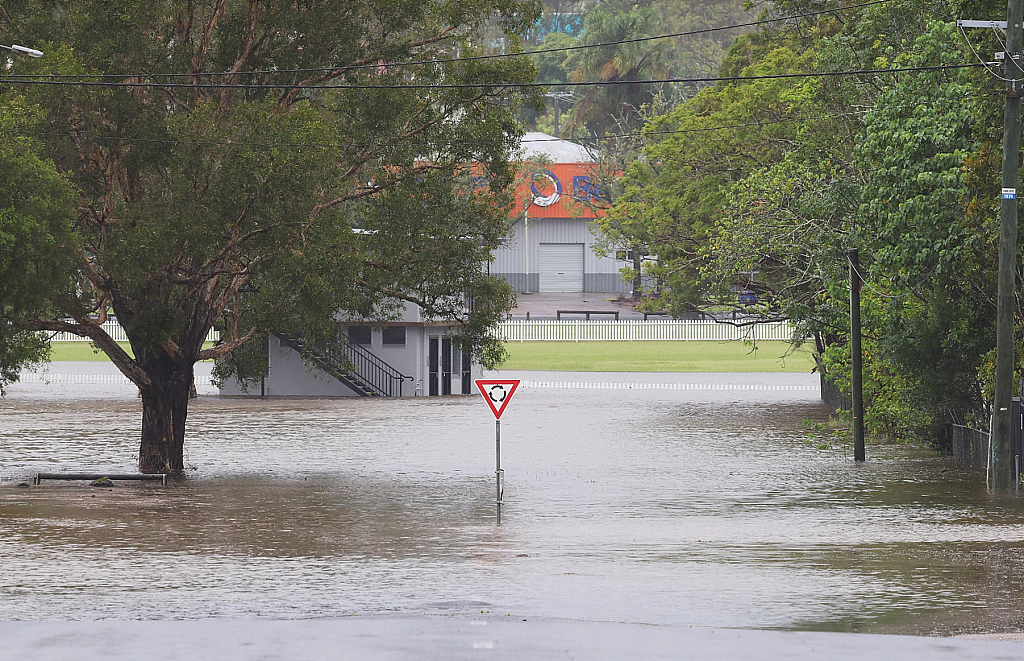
top-left (9, 93), bottom-right (996, 151)
top-left (958, 22), bottom-right (1017, 81)
top-left (847, 254), bottom-right (912, 300)
top-left (0, 62), bottom-right (984, 91)
top-left (7, 0), bottom-right (896, 81)
top-left (0, 111), bottom-right (872, 151)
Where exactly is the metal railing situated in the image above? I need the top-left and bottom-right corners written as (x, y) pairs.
top-left (330, 333), bottom-right (408, 397)
top-left (497, 319), bottom-right (794, 342)
top-left (279, 331), bottom-right (408, 397)
top-left (44, 320), bottom-right (220, 343)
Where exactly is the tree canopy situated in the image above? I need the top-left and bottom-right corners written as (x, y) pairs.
top-left (0, 0), bottom-right (543, 472)
top-left (599, 0), bottom-right (1012, 441)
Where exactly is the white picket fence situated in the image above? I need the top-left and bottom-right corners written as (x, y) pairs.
top-left (44, 319), bottom-right (786, 343)
top-left (497, 319), bottom-right (794, 342)
top-left (44, 320), bottom-right (220, 343)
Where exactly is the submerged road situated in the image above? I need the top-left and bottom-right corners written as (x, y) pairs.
top-left (4, 367), bottom-right (1024, 636)
top-left (3, 617), bottom-right (1022, 660)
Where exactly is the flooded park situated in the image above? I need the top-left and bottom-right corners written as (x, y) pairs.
top-left (2, 364), bottom-right (1024, 637)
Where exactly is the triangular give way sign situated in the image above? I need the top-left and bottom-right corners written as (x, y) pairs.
top-left (475, 379), bottom-right (521, 420)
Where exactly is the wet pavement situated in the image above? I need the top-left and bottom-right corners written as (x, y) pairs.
top-left (2, 367), bottom-right (1024, 637)
top-left (5, 617), bottom-right (1023, 661)
top-left (511, 291), bottom-right (645, 318)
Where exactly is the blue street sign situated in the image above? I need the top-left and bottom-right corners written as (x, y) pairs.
top-left (1003, 188), bottom-right (1017, 200)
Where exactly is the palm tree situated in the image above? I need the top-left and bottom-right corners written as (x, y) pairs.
top-left (562, 5), bottom-right (669, 136)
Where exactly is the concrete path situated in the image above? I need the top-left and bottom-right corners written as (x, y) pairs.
top-left (4, 616), bottom-right (1022, 661)
top-left (511, 291), bottom-right (643, 319)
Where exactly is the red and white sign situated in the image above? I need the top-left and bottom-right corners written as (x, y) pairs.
top-left (475, 379), bottom-right (521, 420)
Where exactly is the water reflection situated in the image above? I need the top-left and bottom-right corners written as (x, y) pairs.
top-left (1, 371), bottom-right (1023, 634)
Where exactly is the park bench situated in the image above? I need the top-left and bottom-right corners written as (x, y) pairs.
top-left (35, 472), bottom-right (168, 486)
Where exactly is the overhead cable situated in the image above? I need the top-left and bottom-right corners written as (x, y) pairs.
top-left (0, 111), bottom-right (872, 150)
top-left (0, 62), bottom-right (985, 91)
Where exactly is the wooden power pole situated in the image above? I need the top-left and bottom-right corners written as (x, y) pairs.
top-left (995, 2), bottom-right (1023, 491)
top-left (961, 6), bottom-right (1024, 489)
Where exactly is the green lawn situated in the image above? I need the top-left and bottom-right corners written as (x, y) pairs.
top-left (48, 342), bottom-right (214, 362)
top-left (500, 340), bottom-right (816, 372)
top-left (48, 339), bottom-right (814, 373)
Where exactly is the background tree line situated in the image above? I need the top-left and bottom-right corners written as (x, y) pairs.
top-left (587, 0), bottom-right (1013, 444)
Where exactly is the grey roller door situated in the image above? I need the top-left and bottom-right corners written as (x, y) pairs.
top-left (539, 243), bottom-right (585, 292)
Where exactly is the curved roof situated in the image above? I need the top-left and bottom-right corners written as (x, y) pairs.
top-left (520, 132), bottom-right (594, 164)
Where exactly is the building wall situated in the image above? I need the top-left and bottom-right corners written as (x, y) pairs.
top-left (491, 217), bottom-right (629, 293)
top-left (219, 325), bottom-right (483, 398)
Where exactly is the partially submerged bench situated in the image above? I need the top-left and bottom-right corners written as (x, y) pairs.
top-left (34, 473), bottom-right (168, 486)
top-left (556, 310), bottom-right (620, 320)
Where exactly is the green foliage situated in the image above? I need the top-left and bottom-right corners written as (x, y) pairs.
top-left (598, 0), bottom-right (1014, 444)
top-left (1, 0), bottom-right (541, 401)
top-left (562, 4), bottom-right (669, 135)
top-left (522, 0), bottom-right (754, 136)
top-left (0, 100), bottom-right (76, 393)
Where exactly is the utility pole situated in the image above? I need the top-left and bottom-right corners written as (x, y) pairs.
top-left (995, 2), bottom-right (1023, 491)
top-left (849, 249), bottom-right (865, 462)
top-left (959, 9), bottom-right (1024, 489)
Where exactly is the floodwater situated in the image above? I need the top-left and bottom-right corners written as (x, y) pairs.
top-left (2, 365), bottom-right (1023, 635)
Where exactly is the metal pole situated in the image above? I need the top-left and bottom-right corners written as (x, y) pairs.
top-left (495, 419), bottom-right (502, 524)
top-left (849, 249), bottom-right (865, 462)
top-left (994, 1), bottom-right (1023, 491)
top-left (524, 211), bottom-right (530, 293)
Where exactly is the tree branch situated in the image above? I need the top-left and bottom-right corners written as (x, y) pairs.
top-left (28, 317), bottom-right (151, 387)
top-left (197, 326), bottom-right (258, 361)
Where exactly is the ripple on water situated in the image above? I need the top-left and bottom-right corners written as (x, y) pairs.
top-left (1, 371), bottom-right (1023, 634)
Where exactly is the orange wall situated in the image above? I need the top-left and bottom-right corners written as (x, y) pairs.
top-left (515, 163), bottom-right (607, 219)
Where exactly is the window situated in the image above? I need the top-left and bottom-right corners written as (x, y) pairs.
top-left (348, 325), bottom-right (372, 345)
top-left (382, 325), bottom-right (406, 346)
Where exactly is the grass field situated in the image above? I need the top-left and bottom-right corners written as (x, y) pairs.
top-left (48, 339), bottom-right (814, 373)
top-left (499, 340), bottom-right (815, 373)
top-left (47, 342), bottom-right (214, 362)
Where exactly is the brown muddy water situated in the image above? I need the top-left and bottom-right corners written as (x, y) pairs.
top-left (1, 366), bottom-right (1023, 634)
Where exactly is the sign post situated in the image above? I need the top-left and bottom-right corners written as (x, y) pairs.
top-left (475, 379), bottom-right (520, 524)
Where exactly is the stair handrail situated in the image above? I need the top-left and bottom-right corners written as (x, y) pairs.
top-left (335, 333), bottom-right (408, 397)
top-left (275, 332), bottom-right (410, 397)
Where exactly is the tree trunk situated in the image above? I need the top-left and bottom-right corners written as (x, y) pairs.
top-left (138, 362), bottom-right (194, 474)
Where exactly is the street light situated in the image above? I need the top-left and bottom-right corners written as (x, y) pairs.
top-left (0, 44), bottom-right (43, 58)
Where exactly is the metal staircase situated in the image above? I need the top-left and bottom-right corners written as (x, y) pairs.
top-left (274, 332), bottom-right (409, 397)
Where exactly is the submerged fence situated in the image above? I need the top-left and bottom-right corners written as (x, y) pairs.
top-left (820, 374), bottom-right (851, 412)
top-left (948, 423), bottom-right (991, 470)
top-left (44, 320), bottom-right (220, 343)
top-left (497, 319), bottom-right (794, 342)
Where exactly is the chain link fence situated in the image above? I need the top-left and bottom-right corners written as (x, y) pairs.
top-left (948, 423), bottom-right (991, 469)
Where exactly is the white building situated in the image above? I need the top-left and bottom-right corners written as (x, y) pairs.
top-left (219, 304), bottom-right (482, 398)
top-left (219, 132), bottom-right (628, 399)
top-left (490, 132), bottom-right (630, 294)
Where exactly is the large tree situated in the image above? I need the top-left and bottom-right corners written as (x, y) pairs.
top-left (1, 0), bottom-right (541, 473)
top-left (601, 0), bottom-right (1011, 441)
